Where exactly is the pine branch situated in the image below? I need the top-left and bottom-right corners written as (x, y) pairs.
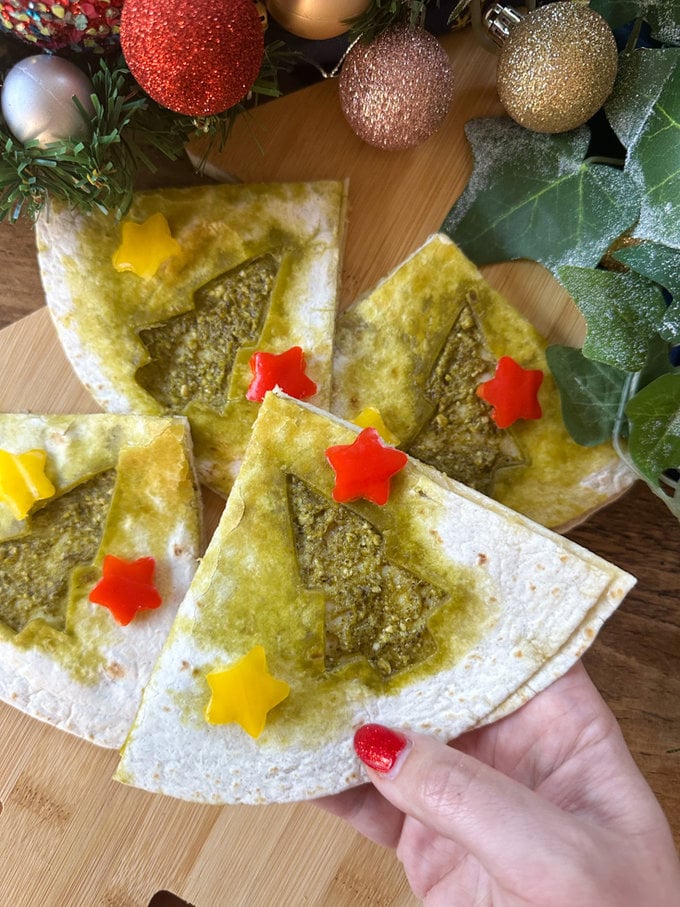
top-left (0, 42), bottom-right (300, 223)
top-left (347, 1), bottom-right (436, 42)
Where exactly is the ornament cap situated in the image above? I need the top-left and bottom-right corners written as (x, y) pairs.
top-left (483, 2), bottom-right (523, 47)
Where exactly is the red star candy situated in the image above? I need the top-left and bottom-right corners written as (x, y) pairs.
top-left (476, 356), bottom-right (544, 429)
top-left (246, 346), bottom-right (317, 402)
top-left (89, 555), bottom-right (162, 626)
top-left (325, 427), bottom-right (408, 505)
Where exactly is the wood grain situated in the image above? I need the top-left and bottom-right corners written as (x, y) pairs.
top-left (0, 26), bottom-right (677, 907)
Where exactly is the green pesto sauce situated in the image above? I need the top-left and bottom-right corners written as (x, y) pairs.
top-left (136, 254), bottom-right (279, 411)
top-left (405, 299), bottom-right (525, 493)
top-left (0, 470), bottom-right (116, 633)
top-left (288, 476), bottom-right (446, 677)
top-left (169, 395), bottom-right (494, 746)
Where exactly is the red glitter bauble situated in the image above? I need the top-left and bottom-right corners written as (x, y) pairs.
top-left (120, 0), bottom-right (264, 116)
top-left (0, 0), bottom-right (123, 52)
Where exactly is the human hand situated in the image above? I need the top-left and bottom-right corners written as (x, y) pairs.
top-left (317, 661), bottom-right (680, 906)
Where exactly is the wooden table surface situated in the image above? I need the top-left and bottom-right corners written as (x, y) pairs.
top-left (0, 26), bottom-right (677, 905)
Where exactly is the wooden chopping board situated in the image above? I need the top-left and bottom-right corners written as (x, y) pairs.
top-left (0, 28), bottom-right (590, 907)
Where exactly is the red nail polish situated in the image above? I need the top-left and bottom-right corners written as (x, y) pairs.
top-left (354, 723), bottom-right (410, 774)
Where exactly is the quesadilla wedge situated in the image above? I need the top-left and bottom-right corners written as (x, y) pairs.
top-left (331, 233), bottom-right (634, 530)
top-left (0, 413), bottom-right (201, 748)
top-left (115, 392), bottom-right (634, 804)
top-left (36, 181), bottom-right (347, 497)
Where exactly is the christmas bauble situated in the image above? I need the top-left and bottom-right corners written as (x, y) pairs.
top-left (1, 55), bottom-right (95, 146)
top-left (266, 0), bottom-right (370, 40)
top-left (339, 25), bottom-right (454, 151)
top-left (120, 0), bottom-right (265, 116)
top-left (496, 2), bottom-right (618, 134)
top-left (0, 0), bottom-right (122, 52)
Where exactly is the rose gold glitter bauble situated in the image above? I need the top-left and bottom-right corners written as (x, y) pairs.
top-left (266, 0), bottom-right (370, 40)
top-left (497, 2), bottom-right (618, 134)
top-left (121, 0), bottom-right (264, 117)
top-left (339, 25), bottom-right (454, 151)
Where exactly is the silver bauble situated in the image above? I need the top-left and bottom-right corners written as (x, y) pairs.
top-left (1, 55), bottom-right (96, 146)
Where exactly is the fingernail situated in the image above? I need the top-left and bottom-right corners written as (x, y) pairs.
top-left (354, 723), bottom-right (411, 776)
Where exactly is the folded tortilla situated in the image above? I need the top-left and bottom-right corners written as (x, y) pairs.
top-left (0, 413), bottom-right (201, 748)
top-left (331, 233), bottom-right (635, 529)
top-left (115, 392), bottom-right (634, 803)
top-left (35, 181), bottom-right (348, 497)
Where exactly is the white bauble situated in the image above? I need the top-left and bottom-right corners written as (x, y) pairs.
top-left (1, 55), bottom-right (96, 146)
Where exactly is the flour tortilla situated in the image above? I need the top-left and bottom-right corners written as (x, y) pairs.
top-left (115, 392), bottom-right (634, 803)
top-left (0, 413), bottom-right (201, 748)
top-left (331, 233), bottom-right (635, 530)
top-left (36, 181), bottom-right (347, 498)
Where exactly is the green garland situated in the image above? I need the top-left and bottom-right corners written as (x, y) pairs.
top-left (347, 1), bottom-right (435, 42)
top-left (0, 2), bottom-right (452, 223)
top-left (0, 39), bottom-right (298, 223)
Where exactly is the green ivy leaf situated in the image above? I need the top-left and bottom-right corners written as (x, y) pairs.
top-left (612, 241), bottom-right (680, 297)
top-left (626, 373), bottom-right (680, 485)
top-left (606, 47), bottom-right (680, 248)
top-left (613, 241), bottom-right (680, 341)
top-left (558, 265), bottom-right (667, 369)
top-left (442, 118), bottom-right (641, 272)
top-left (590, 0), bottom-right (680, 44)
top-left (545, 345), bottom-right (629, 445)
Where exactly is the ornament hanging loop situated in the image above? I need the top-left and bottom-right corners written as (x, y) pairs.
top-left (483, 2), bottom-right (523, 47)
top-left (470, 0), bottom-right (535, 53)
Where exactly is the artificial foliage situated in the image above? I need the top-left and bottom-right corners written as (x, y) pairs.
top-left (0, 0), bottom-right (443, 222)
top-left (0, 40), bottom-right (297, 222)
top-left (0, 0), bottom-right (678, 520)
top-left (444, 4), bottom-right (680, 519)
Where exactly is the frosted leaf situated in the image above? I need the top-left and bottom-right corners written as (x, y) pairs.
top-left (442, 117), bottom-right (641, 273)
top-left (591, 0), bottom-right (680, 46)
top-left (607, 47), bottom-right (680, 248)
top-left (558, 265), bottom-right (667, 370)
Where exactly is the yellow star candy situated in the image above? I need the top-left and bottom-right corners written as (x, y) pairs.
top-left (0, 448), bottom-right (55, 520)
top-left (352, 406), bottom-right (400, 446)
top-left (112, 212), bottom-right (181, 279)
top-left (204, 645), bottom-right (290, 738)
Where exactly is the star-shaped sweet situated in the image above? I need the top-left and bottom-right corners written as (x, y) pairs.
top-left (325, 427), bottom-right (408, 506)
top-left (0, 448), bottom-right (55, 521)
top-left (352, 406), bottom-right (400, 446)
top-left (112, 212), bottom-right (181, 279)
top-left (246, 346), bottom-right (318, 402)
top-left (204, 645), bottom-right (290, 738)
top-left (476, 356), bottom-right (544, 430)
top-left (89, 554), bottom-right (162, 626)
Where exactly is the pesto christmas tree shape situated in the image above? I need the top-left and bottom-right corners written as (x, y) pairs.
top-left (136, 254), bottom-right (279, 412)
top-left (115, 393), bottom-right (636, 805)
top-left (0, 470), bottom-right (115, 634)
top-left (405, 300), bottom-right (525, 494)
top-left (288, 475), bottom-right (446, 677)
top-left (331, 234), bottom-right (632, 529)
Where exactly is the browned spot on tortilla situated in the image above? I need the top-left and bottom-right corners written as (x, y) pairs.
top-left (105, 661), bottom-right (125, 679)
top-left (477, 553), bottom-right (488, 565)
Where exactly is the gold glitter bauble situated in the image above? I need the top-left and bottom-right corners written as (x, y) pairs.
top-left (266, 0), bottom-right (370, 40)
top-left (339, 25), bottom-right (454, 151)
top-left (497, 2), bottom-right (618, 133)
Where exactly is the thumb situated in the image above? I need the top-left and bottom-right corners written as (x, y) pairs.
top-left (353, 723), bottom-right (581, 878)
